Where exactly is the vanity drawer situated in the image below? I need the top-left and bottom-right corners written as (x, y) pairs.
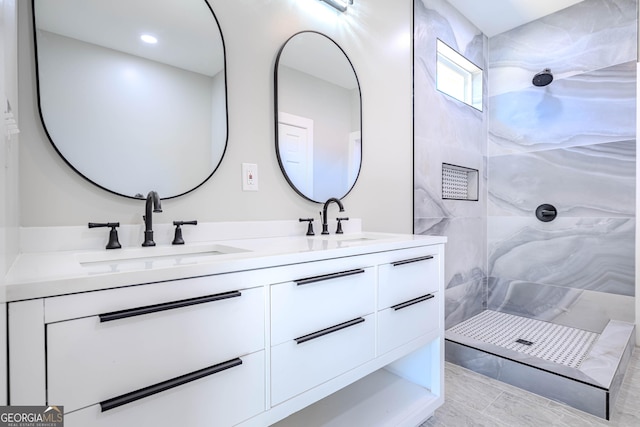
top-left (271, 313), bottom-right (375, 405)
top-left (47, 286), bottom-right (264, 413)
top-left (378, 252), bottom-right (439, 309)
top-left (377, 292), bottom-right (440, 355)
top-left (64, 350), bottom-right (265, 427)
top-left (271, 267), bottom-right (374, 346)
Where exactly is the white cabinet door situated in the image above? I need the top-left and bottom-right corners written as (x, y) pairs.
top-left (271, 313), bottom-right (375, 405)
top-left (47, 287), bottom-right (264, 412)
top-left (271, 267), bottom-right (375, 346)
top-left (8, 299), bottom-right (46, 405)
top-left (64, 351), bottom-right (265, 427)
top-left (378, 292), bottom-right (440, 355)
top-left (378, 253), bottom-right (440, 309)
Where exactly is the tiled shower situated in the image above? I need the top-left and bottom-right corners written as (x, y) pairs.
top-left (414, 0), bottom-right (637, 419)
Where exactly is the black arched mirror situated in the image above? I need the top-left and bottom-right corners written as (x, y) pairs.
top-left (275, 31), bottom-right (362, 203)
top-left (32, 0), bottom-right (227, 199)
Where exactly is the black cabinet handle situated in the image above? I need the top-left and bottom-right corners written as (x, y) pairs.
top-left (295, 317), bottom-right (365, 344)
top-left (391, 294), bottom-right (435, 311)
top-left (295, 269), bottom-right (365, 286)
top-left (99, 290), bottom-right (241, 322)
top-left (392, 255), bottom-right (433, 267)
top-left (100, 358), bottom-right (242, 412)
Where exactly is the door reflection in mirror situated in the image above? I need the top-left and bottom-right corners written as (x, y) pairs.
top-left (275, 31), bottom-right (362, 203)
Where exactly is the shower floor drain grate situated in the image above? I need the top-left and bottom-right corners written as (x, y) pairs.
top-left (448, 310), bottom-right (599, 368)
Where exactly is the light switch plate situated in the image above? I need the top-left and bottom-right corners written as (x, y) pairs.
top-left (242, 163), bottom-right (258, 191)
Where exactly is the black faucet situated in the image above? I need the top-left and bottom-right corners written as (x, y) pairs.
top-left (321, 197), bottom-right (344, 235)
top-left (142, 191), bottom-right (162, 247)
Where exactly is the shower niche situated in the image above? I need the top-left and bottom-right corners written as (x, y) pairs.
top-left (442, 163), bottom-right (478, 201)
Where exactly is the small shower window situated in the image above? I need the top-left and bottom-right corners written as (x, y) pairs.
top-left (436, 39), bottom-right (483, 111)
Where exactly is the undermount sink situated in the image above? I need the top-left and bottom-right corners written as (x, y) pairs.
top-left (331, 236), bottom-right (376, 242)
top-left (77, 243), bottom-right (248, 267)
top-left (318, 233), bottom-right (387, 246)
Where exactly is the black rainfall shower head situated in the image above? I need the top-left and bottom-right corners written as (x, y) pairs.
top-left (532, 68), bottom-right (553, 87)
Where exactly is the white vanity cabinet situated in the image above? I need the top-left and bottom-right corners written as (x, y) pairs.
top-left (377, 253), bottom-right (441, 356)
top-left (10, 272), bottom-right (268, 427)
top-left (270, 267), bottom-right (376, 405)
top-left (7, 234), bottom-right (445, 427)
top-left (48, 286), bottom-right (264, 413)
top-left (265, 245), bottom-right (444, 427)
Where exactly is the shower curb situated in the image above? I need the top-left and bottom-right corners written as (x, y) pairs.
top-left (444, 311), bottom-right (636, 420)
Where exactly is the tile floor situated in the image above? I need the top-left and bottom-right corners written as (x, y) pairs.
top-left (422, 351), bottom-right (640, 427)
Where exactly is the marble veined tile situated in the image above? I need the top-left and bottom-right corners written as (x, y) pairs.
top-left (416, 217), bottom-right (486, 327)
top-left (445, 278), bottom-right (485, 330)
top-left (414, 217), bottom-right (447, 236)
top-left (488, 217), bottom-right (634, 296)
top-left (549, 290), bottom-right (635, 332)
top-left (415, 136), bottom-right (486, 219)
top-left (488, 277), bottom-right (635, 332)
top-left (488, 140), bottom-right (635, 217)
top-left (488, 62), bottom-right (636, 155)
top-left (415, 0), bottom-right (485, 68)
top-left (414, 54), bottom-right (485, 154)
top-left (488, 0), bottom-right (636, 97)
top-left (414, 0), bottom-right (486, 154)
top-left (580, 320), bottom-right (635, 388)
top-left (414, 184), bottom-right (450, 220)
top-left (416, 217), bottom-right (486, 288)
top-left (487, 277), bottom-right (583, 322)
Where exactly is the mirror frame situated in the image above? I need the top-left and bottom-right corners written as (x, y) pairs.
top-left (274, 31), bottom-right (362, 203)
top-left (31, 0), bottom-right (229, 200)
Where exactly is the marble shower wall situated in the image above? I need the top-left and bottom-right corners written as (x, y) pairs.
top-left (487, 0), bottom-right (637, 333)
top-left (413, 0), bottom-right (487, 329)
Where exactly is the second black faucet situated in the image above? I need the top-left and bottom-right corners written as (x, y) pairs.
top-left (142, 191), bottom-right (162, 247)
top-left (321, 197), bottom-right (344, 235)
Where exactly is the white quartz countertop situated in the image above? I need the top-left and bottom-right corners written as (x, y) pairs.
top-left (4, 232), bottom-right (446, 301)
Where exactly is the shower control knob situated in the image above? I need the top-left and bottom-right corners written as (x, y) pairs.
top-left (535, 204), bottom-right (557, 222)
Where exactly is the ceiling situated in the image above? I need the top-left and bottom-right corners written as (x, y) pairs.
top-left (446, 0), bottom-right (586, 37)
top-left (34, 0), bottom-right (224, 76)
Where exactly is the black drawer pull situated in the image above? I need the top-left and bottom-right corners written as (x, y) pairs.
top-left (295, 317), bottom-right (365, 344)
top-left (295, 268), bottom-right (365, 286)
top-left (391, 294), bottom-right (435, 311)
top-left (99, 290), bottom-right (242, 322)
top-left (100, 358), bottom-right (242, 412)
top-left (392, 255), bottom-right (433, 267)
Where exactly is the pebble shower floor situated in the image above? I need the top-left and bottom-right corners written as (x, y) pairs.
top-left (448, 310), bottom-right (599, 368)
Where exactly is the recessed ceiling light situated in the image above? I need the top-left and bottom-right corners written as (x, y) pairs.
top-left (140, 34), bottom-right (158, 44)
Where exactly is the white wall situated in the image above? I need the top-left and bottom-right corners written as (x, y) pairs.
top-left (1, 0), bottom-right (18, 405)
top-left (1, 0), bottom-right (18, 278)
top-left (17, 0), bottom-right (414, 233)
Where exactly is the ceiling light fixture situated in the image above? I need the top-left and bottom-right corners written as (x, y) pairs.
top-left (140, 34), bottom-right (158, 44)
top-left (319, 0), bottom-right (353, 12)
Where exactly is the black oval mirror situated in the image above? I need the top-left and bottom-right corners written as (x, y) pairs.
top-left (275, 31), bottom-right (362, 203)
top-left (33, 0), bottom-right (227, 199)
